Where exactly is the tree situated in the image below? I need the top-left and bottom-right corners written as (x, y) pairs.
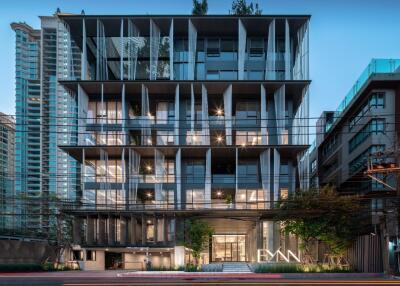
top-left (192, 0), bottom-right (208, 15)
top-left (276, 186), bottom-right (367, 260)
top-left (48, 194), bottom-right (74, 268)
top-left (184, 219), bottom-right (214, 265)
top-left (231, 0), bottom-right (262, 15)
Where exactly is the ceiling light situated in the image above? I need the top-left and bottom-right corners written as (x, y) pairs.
top-left (216, 108), bottom-right (223, 116)
top-left (217, 191), bottom-right (222, 197)
top-left (146, 192), bottom-right (152, 198)
top-left (216, 136), bottom-right (223, 143)
top-left (146, 165), bottom-right (152, 171)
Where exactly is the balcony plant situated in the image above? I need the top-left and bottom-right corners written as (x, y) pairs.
top-left (225, 194), bottom-right (234, 208)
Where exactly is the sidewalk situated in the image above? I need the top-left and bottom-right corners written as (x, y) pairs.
top-left (118, 271), bottom-right (385, 279)
top-left (0, 270), bottom-right (386, 280)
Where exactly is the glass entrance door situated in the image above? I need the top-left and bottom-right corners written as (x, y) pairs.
top-left (212, 235), bottom-right (246, 262)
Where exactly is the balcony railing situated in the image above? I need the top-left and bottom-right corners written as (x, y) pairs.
top-left (328, 59), bottom-right (400, 132)
top-left (67, 200), bottom-right (275, 211)
top-left (212, 174), bottom-right (235, 184)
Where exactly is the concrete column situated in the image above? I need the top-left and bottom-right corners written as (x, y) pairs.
top-left (154, 216), bottom-right (158, 244)
top-left (86, 216), bottom-right (94, 245)
top-left (174, 246), bottom-right (185, 267)
top-left (120, 216), bottom-right (127, 245)
top-left (164, 216), bottom-right (169, 244)
top-left (98, 215), bottom-right (106, 245)
top-left (141, 215), bottom-right (146, 245)
top-left (129, 215), bottom-right (137, 244)
top-left (73, 217), bottom-right (82, 244)
top-left (256, 219), bottom-right (263, 249)
top-left (108, 216), bottom-right (116, 245)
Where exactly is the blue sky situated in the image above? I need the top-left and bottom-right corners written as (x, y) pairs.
top-left (1, 0), bottom-right (400, 131)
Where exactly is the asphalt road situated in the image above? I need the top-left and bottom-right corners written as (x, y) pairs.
top-left (1, 277), bottom-right (400, 286)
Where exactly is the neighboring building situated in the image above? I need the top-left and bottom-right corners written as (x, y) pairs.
top-left (314, 59), bottom-right (400, 275)
top-left (0, 113), bottom-right (15, 231)
top-left (11, 22), bottom-right (41, 233)
top-left (59, 14), bottom-right (310, 270)
top-left (316, 59), bottom-right (400, 196)
top-left (10, 14), bottom-right (81, 237)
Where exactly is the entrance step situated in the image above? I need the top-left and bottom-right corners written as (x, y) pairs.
top-left (222, 262), bottom-right (251, 273)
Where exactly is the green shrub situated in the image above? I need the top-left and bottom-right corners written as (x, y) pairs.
top-left (185, 264), bottom-right (199, 272)
top-left (253, 263), bottom-right (302, 273)
top-left (147, 266), bottom-right (178, 271)
top-left (0, 263), bottom-right (43, 272)
top-left (41, 262), bottom-right (74, 272)
top-left (252, 263), bottom-right (354, 273)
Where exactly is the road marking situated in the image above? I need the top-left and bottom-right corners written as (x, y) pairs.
top-left (64, 281), bottom-right (400, 286)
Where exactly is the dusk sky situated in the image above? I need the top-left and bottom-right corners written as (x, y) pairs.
top-left (1, 0), bottom-right (399, 132)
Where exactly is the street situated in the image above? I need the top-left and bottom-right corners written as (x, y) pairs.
top-left (0, 272), bottom-right (400, 286)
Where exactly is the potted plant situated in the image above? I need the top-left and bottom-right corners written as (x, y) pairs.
top-left (225, 194), bottom-right (234, 209)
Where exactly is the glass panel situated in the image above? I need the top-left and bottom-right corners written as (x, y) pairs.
top-left (212, 235), bottom-right (246, 262)
top-left (156, 102), bottom-right (168, 124)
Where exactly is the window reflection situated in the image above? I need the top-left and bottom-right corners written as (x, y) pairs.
top-left (85, 160), bottom-right (124, 183)
top-left (87, 101), bottom-right (123, 124)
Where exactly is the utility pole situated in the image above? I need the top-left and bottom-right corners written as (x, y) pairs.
top-left (365, 141), bottom-right (400, 274)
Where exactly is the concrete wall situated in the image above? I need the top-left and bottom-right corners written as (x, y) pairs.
top-left (123, 253), bottom-right (171, 270)
top-left (0, 239), bottom-right (56, 264)
top-left (81, 250), bottom-right (105, 271)
top-left (123, 253), bottom-right (145, 270)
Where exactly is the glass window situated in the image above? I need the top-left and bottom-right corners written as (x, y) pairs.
top-left (249, 38), bottom-right (264, 58)
top-left (349, 119), bottom-right (385, 153)
top-left (236, 102), bottom-right (260, 124)
top-left (72, 250), bottom-right (83, 261)
top-left (207, 39), bottom-right (220, 57)
top-left (96, 102), bottom-right (106, 124)
top-left (236, 131), bottom-right (261, 146)
top-left (87, 102), bottom-right (96, 124)
top-left (206, 71), bottom-right (219, 80)
top-left (238, 161), bottom-right (258, 183)
top-left (86, 250), bottom-right (96, 261)
top-left (247, 71), bottom-right (263, 80)
top-left (184, 160), bottom-right (205, 184)
top-left (156, 102), bottom-right (168, 124)
top-left (186, 189), bottom-right (205, 209)
top-left (164, 160), bottom-right (175, 183)
top-left (186, 130), bottom-right (202, 145)
top-left (280, 188), bottom-right (289, 200)
top-left (157, 131), bottom-right (174, 145)
top-left (107, 102), bottom-right (117, 124)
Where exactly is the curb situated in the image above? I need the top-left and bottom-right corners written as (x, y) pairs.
top-left (117, 272), bottom-right (384, 279)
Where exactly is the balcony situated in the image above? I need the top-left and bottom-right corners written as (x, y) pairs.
top-left (212, 174), bottom-right (235, 185)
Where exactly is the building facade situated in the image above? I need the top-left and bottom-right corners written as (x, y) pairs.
top-left (0, 113), bottom-right (15, 231)
top-left (10, 15), bottom-right (80, 237)
top-left (316, 59), bottom-right (400, 196)
top-left (58, 14), bottom-right (310, 270)
top-left (313, 59), bottom-right (400, 274)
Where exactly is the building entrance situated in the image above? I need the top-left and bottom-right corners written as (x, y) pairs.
top-left (211, 235), bottom-right (246, 262)
top-left (105, 252), bottom-right (123, 270)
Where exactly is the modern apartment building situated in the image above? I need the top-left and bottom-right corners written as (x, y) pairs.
top-left (315, 59), bottom-right (400, 196)
top-left (10, 15), bottom-right (81, 237)
top-left (0, 113), bottom-right (15, 231)
top-left (58, 14), bottom-right (310, 270)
